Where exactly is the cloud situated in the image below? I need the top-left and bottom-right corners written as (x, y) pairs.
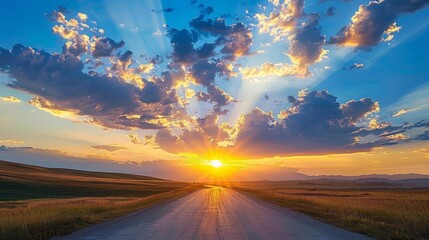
top-left (189, 15), bottom-right (253, 60)
top-left (147, 89), bottom-right (426, 159)
top-left (196, 84), bottom-right (235, 114)
top-left (325, 6), bottom-right (335, 17)
top-left (350, 63), bottom-right (364, 69)
top-left (239, 62), bottom-right (295, 79)
top-left (52, 25), bottom-right (79, 39)
top-left (49, 9), bottom-right (124, 60)
top-left (256, 0), bottom-right (304, 42)
top-left (415, 130), bottom-right (429, 140)
top-left (368, 118), bottom-right (391, 130)
top-left (0, 44), bottom-right (184, 130)
top-left (150, 112), bottom-right (233, 155)
top-left (108, 50), bottom-right (145, 88)
top-left (165, 11), bottom-right (252, 113)
top-left (0, 10), bottom-right (194, 130)
top-left (92, 144), bottom-right (128, 152)
top-left (2, 7), bottom-right (428, 162)
top-left (249, 0), bottom-right (327, 79)
top-left (228, 91), bottom-right (381, 158)
top-left (151, 7), bottom-right (174, 13)
top-left (77, 12), bottom-right (88, 21)
top-left (393, 108), bottom-right (420, 117)
top-left (340, 97), bottom-right (380, 122)
top-left (329, 0), bottom-right (429, 49)
top-left (287, 14), bottom-right (327, 76)
top-left (168, 14), bottom-right (253, 65)
top-left (189, 60), bottom-right (232, 86)
top-left (92, 37), bottom-right (125, 58)
top-left (0, 139), bottom-right (24, 144)
top-left (127, 134), bottom-right (143, 144)
top-left (167, 28), bottom-right (203, 65)
top-left (385, 82), bottom-right (429, 121)
top-left (0, 96), bottom-right (21, 103)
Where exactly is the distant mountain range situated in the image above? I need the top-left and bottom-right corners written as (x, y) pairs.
top-left (312, 173), bottom-right (429, 181)
top-left (283, 173), bottom-right (429, 187)
top-left (260, 172), bottom-right (429, 186)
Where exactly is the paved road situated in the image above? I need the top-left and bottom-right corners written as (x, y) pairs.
top-left (54, 187), bottom-right (372, 240)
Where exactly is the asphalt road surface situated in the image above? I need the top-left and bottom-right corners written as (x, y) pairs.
top-left (54, 186), bottom-right (372, 240)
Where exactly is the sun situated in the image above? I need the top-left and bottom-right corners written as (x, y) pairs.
top-left (209, 160), bottom-right (223, 168)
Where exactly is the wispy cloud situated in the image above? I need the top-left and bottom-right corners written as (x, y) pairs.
top-left (393, 108), bottom-right (420, 117)
top-left (91, 144), bottom-right (128, 152)
top-left (0, 96), bottom-right (21, 103)
top-left (0, 139), bottom-right (24, 144)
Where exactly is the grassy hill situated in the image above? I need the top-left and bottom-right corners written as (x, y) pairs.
top-left (0, 160), bottom-right (202, 239)
top-left (0, 159), bottom-right (187, 201)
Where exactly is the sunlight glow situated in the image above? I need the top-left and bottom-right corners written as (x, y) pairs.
top-left (210, 160), bottom-right (223, 168)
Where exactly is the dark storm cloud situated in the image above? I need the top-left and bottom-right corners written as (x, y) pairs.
top-left (93, 37), bottom-right (125, 57)
top-left (329, 0), bottom-right (429, 49)
top-left (0, 44), bottom-right (180, 130)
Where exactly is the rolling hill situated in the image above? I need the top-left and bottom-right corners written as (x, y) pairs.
top-left (0, 159), bottom-right (188, 200)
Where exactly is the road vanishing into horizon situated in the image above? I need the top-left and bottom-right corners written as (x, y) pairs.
top-left (54, 187), bottom-right (372, 240)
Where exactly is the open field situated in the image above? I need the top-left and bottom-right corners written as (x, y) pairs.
top-left (0, 186), bottom-right (202, 240)
top-left (0, 160), bottom-right (203, 239)
top-left (232, 181), bottom-right (429, 240)
top-left (0, 160), bottom-right (188, 201)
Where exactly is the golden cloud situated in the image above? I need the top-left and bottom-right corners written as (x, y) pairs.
top-left (0, 96), bottom-right (21, 103)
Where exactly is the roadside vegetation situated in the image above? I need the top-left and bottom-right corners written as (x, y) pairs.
top-left (0, 160), bottom-right (203, 239)
top-left (0, 186), bottom-right (201, 240)
top-left (233, 181), bottom-right (429, 240)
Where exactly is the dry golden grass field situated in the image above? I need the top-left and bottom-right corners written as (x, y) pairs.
top-left (232, 181), bottom-right (429, 240)
top-left (0, 160), bottom-right (202, 240)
